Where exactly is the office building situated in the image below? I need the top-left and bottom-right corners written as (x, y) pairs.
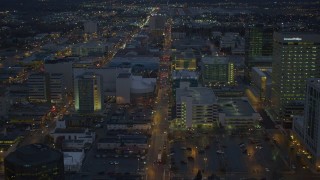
top-left (4, 144), bottom-right (64, 180)
top-left (176, 87), bottom-right (218, 128)
top-left (44, 58), bottom-right (76, 93)
top-left (271, 32), bottom-right (320, 126)
top-left (292, 79), bottom-right (320, 171)
top-left (74, 73), bottom-right (103, 113)
top-left (49, 73), bottom-right (65, 104)
top-left (251, 67), bottom-right (272, 101)
top-left (245, 24), bottom-right (273, 81)
top-left (172, 50), bottom-right (197, 71)
top-left (201, 56), bottom-right (235, 87)
top-left (27, 73), bottom-right (50, 103)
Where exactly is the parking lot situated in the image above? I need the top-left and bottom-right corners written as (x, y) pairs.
top-left (168, 127), bottom-right (290, 179)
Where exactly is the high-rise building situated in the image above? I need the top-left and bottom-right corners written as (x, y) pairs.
top-left (304, 79), bottom-right (320, 159)
top-left (49, 73), bottom-right (65, 104)
top-left (74, 73), bottom-right (103, 113)
top-left (292, 79), bottom-right (320, 171)
top-left (4, 144), bottom-right (64, 180)
top-left (245, 24), bottom-right (273, 59)
top-left (245, 24), bottom-right (273, 80)
top-left (27, 73), bottom-right (50, 103)
top-left (45, 57), bottom-right (76, 93)
top-left (271, 32), bottom-right (320, 125)
top-left (201, 56), bottom-right (235, 87)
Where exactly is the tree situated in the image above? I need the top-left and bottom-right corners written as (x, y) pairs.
top-left (194, 170), bottom-right (202, 180)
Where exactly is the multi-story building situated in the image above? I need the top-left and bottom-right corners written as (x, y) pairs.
top-left (116, 73), bottom-right (131, 104)
top-left (27, 73), bottom-right (50, 103)
top-left (74, 73), bottom-right (103, 113)
top-left (172, 70), bottom-right (199, 89)
top-left (175, 87), bottom-right (218, 128)
top-left (49, 73), bottom-right (65, 104)
top-left (4, 144), bottom-right (64, 180)
top-left (251, 67), bottom-right (272, 101)
top-left (245, 24), bottom-right (273, 68)
top-left (271, 32), bottom-right (320, 126)
top-left (44, 57), bottom-right (77, 93)
top-left (292, 79), bottom-right (320, 171)
top-left (172, 50), bottom-right (197, 71)
top-left (201, 56), bottom-right (235, 87)
top-left (71, 41), bottom-right (108, 57)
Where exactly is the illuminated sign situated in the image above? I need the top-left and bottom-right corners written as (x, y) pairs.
top-left (283, 37), bottom-right (302, 41)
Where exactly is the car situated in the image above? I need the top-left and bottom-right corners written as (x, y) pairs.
top-left (265, 168), bottom-right (270, 172)
top-left (180, 160), bottom-right (187, 164)
top-left (216, 150), bottom-right (224, 154)
top-left (114, 161), bottom-right (119, 165)
top-left (114, 155), bottom-right (119, 158)
top-left (141, 156), bottom-right (145, 159)
top-left (98, 171), bottom-right (105, 175)
top-left (102, 154), bottom-right (107, 158)
top-left (109, 161), bottom-right (114, 165)
top-left (124, 155), bottom-right (129, 158)
top-left (242, 149), bottom-right (248, 154)
top-left (187, 156), bottom-right (194, 161)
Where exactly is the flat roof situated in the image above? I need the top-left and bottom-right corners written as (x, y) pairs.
top-left (172, 70), bottom-right (199, 80)
top-left (218, 98), bottom-right (256, 116)
top-left (117, 73), bottom-right (131, 78)
top-left (176, 87), bottom-right (217, 104)
top-left (5, 144), bottom-right (62, 166)
top-left (307, 78), bottom-right (320, 89)
top-left (274, 32), bottom-right (320, 43)
top-left (54, 128), bottom-right (86, 134)
top-left (201, 56), bottom-right (229, 64)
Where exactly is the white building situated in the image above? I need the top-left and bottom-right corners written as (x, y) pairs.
top-left (51, 120), bottom-right (95, 144)
top-left (63, 150), bottom-right (85, 172)
top-left (176, 87), bottom-right (218, 128)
